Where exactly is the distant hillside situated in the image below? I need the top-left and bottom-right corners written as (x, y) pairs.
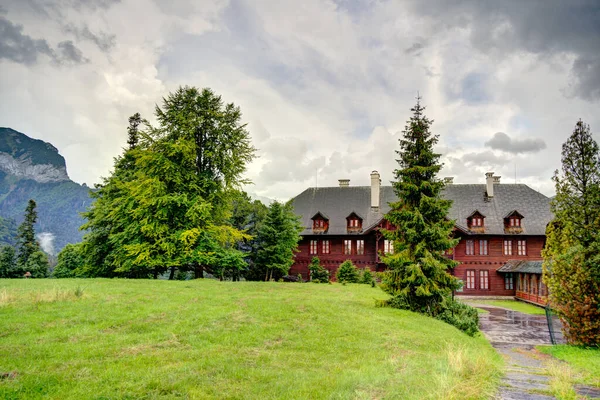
top-left (0, 128), bottom-right (92, 253)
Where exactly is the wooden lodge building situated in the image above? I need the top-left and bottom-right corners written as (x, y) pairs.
top-left (290, 171), bottom-right (553, 304)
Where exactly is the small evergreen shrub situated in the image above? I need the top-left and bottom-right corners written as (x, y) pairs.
top-left (436, 300), bottom-right (479, 337)
top-left (360, 267), bottom-right (374, 285)
top-left (308, 257), bottom-right (329, 283)
top-left (336, 260), bottom-right (359, 283)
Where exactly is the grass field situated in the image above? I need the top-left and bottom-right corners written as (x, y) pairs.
top-left (0, 279), bottom-right (502, 399)
top-left (538, 345), bottom-right (600, 388)
top-left (466, 299), bottom-right (546, 315)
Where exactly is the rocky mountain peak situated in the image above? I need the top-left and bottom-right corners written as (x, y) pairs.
top-left (0, 127), bottom-right (70, 183)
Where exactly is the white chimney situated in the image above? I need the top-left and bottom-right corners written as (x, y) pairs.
top-left (370, 170), bottom-right (380, 211)
top-left (444, 177), bottom-right (454, 184)
top-left (486, 172), bottom-right (495, 198)
top-left (338, 179), bottom-right (350, 187)
top-left (493, 176), bottom-right (501, 184)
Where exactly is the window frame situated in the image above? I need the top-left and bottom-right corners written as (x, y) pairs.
top-left (356, 240), bottom-right (364, 255)
top-left (383, 240), bottom-right (394, 254)
top-left (479, 239), bottom-right (488, 255)
top-left (503, 240), bottom-right (513, 255)
top-left (465, 239), bottom-right (474, 255)
top-left (466, 270), bottom-right (476, 289)
top-left (310, 240), bottom-right (318, 255)
top-left (479, 270), bottom-right (489, 290)
top-left (505, 273), bottom-right (514, 290)
top-left (322, 240), bottom-right (330, 254)
top-left (344, 239), bottom-right (352, 255)
top-left (517, 240), bottom-right (527, 256)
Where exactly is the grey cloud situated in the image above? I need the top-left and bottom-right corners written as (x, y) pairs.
top-left (58, 40), bottom-right (88, 64)
top-left (0, 16), bottom-right (88, 65)
top-left (405, 41), bottom-right (426, 55)
top-left (0, 16), bottom-right (54, 64)
top-left (459, 151), bottom-right (506, 166)
top-left (485, 132), bottom-right (547, 154)
top-left (410, 0), bottom-right (600, 101)
top-left (64, 24), bottom-right (116, 52)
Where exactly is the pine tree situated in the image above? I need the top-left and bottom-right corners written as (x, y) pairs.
top-left (308, 256), bottom-right (329, 283)
top-left (381, 97), bottom-right (460, 315)
top-left (16, 199), bottom-right (42, 273)
top-left (543, 119), bottom-right (600, 345)
top-left (255, 201), bottom-right (302, 281)
top-left (127, 112), bottom-right (142, 149)
top-left (336, 260), bottom-right (359, 283)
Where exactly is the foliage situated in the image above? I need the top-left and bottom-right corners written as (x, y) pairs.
top-left (308, 256), bottom-right (330, 283)
top-left (0, 245), bottom-right (16, 278)
top-left (435, 299), bottom-right (479, 337)
top-left (254, 201), bottom-right (302, 281)
top-left (336, 260), bottom-right (360, 283)
top-left (25, 250), bottom-right (49, 278)
top-left (53, 244), bottom-right (84, 278)
top-left (15, 200), bottom-right (42, 270)
top-left (360, 267), bottom-right (374, 285)
top-left (381, 97), bottom-right (460, 318)
top-left (0, 279), bottom-right (503, 399)
top-left (543, 119), bottom-right (600, 346)
top-left (80, 87), bottom-right (256, 279)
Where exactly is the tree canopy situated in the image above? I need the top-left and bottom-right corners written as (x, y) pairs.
top-left (80, 87), bottom-right (256, 278)
top-left (543, 119), bottom-right (600, 345)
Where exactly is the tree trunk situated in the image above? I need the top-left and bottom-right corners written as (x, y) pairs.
top-left (153, 269), bottom-right (158, 279)
top-left (169, 266), bottom-right (176, 280)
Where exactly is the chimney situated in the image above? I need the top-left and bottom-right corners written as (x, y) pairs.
top-left (486, 172), bottom-right (494, 198)
top-left (444, 177), bottom-right (454, 184)
top-left (493, 176), bottom-right (501, 184)
top-left (370, 170), bottom-right (380, 211)
top-left (338, 179), bottom-right (350, 187)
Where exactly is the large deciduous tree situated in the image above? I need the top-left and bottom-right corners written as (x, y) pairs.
top-left (381, 97), bottom-right (460, 315)
top-left (543, 119), bottom-right (600, 345)
top-left (80, 87), bottom-right (256, 278)
top-left (254, 201), bottom-right (302, 281)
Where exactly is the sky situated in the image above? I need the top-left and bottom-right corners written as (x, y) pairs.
top-left (1, 0), bottom-right (599, 201)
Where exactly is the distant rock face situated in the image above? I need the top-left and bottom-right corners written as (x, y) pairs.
top-left (0, 152), bottom-right (70, 183)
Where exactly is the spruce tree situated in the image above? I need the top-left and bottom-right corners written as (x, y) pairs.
top-left (381, 97), bottom-right (460, 315)
top-left (255, 201), bottom-right (302, 281)
top-left (543, 119), bottom-right (600, 345)
top-left (16, 199), bottom-right (42, 273)
top-left (0, 245), bottom-right (16, 278)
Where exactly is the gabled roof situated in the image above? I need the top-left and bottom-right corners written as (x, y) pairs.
top-left (311, 211), bottom-right (329, 220)
top-left (498, 260), bottom-right (543, 274)
top-left (346, 211), bottom-right (363, 220)
top-left (291, 184), bottom-right (553, 236)
top-left (467, 210), bottom-right (486, 218)
top-left (504, 209), bottom-right (524, 219)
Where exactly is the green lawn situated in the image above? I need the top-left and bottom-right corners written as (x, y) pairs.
top-left (539, 345), bottom-right (600, 387)
top-left (0, 279), bottom-right (502, 399)
top-left (468, 299), bottom-right (546, 315)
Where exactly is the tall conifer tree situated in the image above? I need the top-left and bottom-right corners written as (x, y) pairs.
top-left (543, 119), bottom-right (600, 345)
top-left (381, 97), bottom-right (460, 315)
top-left (16, 199), bottom-right (41, 270)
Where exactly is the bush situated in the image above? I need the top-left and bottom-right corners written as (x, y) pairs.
top-left (336, 260), bottom-right (359, 283)
top-left (382, 294), bottom-right (479, 336)
top-left (308, 257), bottom-right (329, 283)
top-left (436, 299), bottom-right (479, 337)
top-left (360, 267), bottom-right (374, 285)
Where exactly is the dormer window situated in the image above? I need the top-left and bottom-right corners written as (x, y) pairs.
top-left (346, 212), bottom-right (363, 232)
top-left (504, 210), bottom-right (524, 232)
top-left (467, 211), bottom-right (485, 230)
top-left (311, 212), bottom-right (329, 233)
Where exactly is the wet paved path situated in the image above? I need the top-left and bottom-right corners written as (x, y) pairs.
top-left (471, 304), bottom-right (600, 399)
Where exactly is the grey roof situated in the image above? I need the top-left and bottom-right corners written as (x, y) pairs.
top-left (497, 260), bottom-right (544, 274)
top-left (291, 184), bottom-right (553, 236)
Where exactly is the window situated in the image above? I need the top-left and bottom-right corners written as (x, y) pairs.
top-left (348, 219), bottom-right (360, 228)
top-left (480, 270), bottom-right (489, 290)
top-left (503, 240), bottom-right (513, 255)
top-left (517, 240), bottom-right (527, 256)
top-left (313, 219), bottom-right (325, 229)
top-left (505, 273), bottom-right (514, 290)
top-left (472, 217), bottom-right (483, 227)
top-left (310, 240), bottom-right (318, 254)
top-left (509, 217), bottom-right (521, 227)
top-left (465, 240), bottom-right (474, 255)
top-left (322, 240), bottom-right (330, 254)
top-left (383, 240), bottom-right (394, 254)
top-left (479, 240), bottom-right (488, 255)
top-left (356, 240), bottom-right (364, 255)
top-left (466, 270), bottom-right (475, 289)
top-left (344, 240), bottom-right (352, 255)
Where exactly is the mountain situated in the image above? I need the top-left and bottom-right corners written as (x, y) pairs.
top-left (0, 128), bottom-right (92, 253)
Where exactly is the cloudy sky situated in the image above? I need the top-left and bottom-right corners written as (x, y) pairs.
top-left (1, 0), bottom-right (599, 200)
